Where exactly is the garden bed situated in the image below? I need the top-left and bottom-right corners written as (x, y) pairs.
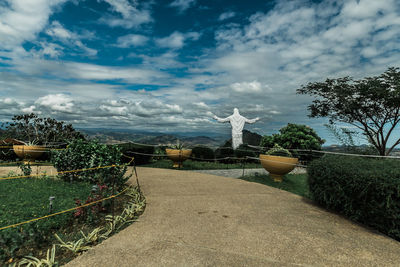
top-left (143, 159), bottom-right (261, 170)
top-left (0, 173), bottom-right (145, 265)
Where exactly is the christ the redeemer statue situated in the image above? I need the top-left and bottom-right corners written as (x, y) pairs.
top-left (212, 108), bottom-right (259, 149)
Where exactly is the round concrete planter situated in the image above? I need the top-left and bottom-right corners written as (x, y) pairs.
top-left (166, 149), bottom-right (192, 168)
top-left (13, 145), bottom-right (46, 163)
top-left (259, 154), bottom-right (299, 182)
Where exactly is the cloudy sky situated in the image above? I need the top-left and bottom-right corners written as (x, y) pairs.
top-left (0, 0), bottom-right (399, 144)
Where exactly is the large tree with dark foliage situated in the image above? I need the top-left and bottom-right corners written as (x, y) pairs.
top-left (2, 113), bottom-right (85, 145)
top-left (297, 67), bottom-right (400, 156)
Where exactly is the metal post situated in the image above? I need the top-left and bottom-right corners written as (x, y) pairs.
top-left (242, 158), bottom-right (246, 177)
top-left (49, 196), bottom-right (55, 213)
top-left (112, 171), bottom-right (115, 229)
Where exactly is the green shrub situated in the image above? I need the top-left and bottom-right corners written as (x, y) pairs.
top-left (51, 140), bottom-right (129, 189)
top-left (308, 155), bottom-right (400, 241)
top-left (192, 146), bottom-right (215, 161)
top-left (266, 144), bottom-right (292, 157)
top-left (260, 123), bottom-right (325, 164)
top-left (116, 143), bottom-right (154, 165)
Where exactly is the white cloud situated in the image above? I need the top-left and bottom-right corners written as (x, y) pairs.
top-left (45, 20), bottom-right (73, 39)
top-left (35, 94), bottom-right (74, 112)
top-left (218, 11), bottom-right (235, 21)
top-left (64, 62), bottom-right (168, 83)
top-left (100, 105), bottom-right (128, 116)
top-left (9, 58), bottom-right (168, 84)
top-left (169, 0), bottom-right (196, 13)
top-left (155, 31), bottom-right (200, 49)
top-left (230, 80), bottom-right (269, 93)
top-left (340, 0), bottom-right (395, 19)
top-left (194, 102), bottom-right (209, 109)
top-left (45, 21), bottom-right (97, 57)
top-left (21, 105), bottom-right (38, 114)
top-left (39, 42), bottom-right (63, 58)
top-left (101, 0), bottom-right (152, 28)
top-left (116, 34), bottom-right (149, 47)
top-left (137, 51), bottom-right (185, 69)
top-left (0, 0), bottom-right (67, 49)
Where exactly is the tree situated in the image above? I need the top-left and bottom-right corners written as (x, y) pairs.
top-left (260, 123), bottom-right (324, 150)
top-left (297, 67), bottom-right (400, 156)
top-left (2, 113), bottom-right (85, 145)
top-left (260, 124), bottom-right (325, 164)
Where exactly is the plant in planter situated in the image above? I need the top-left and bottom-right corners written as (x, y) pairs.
top-left (165, 140), bottom-right (192, 168)
top-left (13, 140), bottom-right (46, 164)
top-left (3, 113), bottom-right (84, 163)
top-left (259, 144), bottom-right (299, 182)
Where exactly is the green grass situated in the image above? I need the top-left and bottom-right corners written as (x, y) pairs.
top-left (143, 159), bottom-right (261, 170)
top-left (0, 177), bottom-right (91, 226)
top-left (240, 173), bottom-right (310, 198)
top-left (0, 176), bottom-right (92, 261)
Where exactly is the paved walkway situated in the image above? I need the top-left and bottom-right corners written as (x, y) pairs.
top-left (193, 167), bottom-right (306, 178)
top-left (65, 167), bottom-right (400, 266)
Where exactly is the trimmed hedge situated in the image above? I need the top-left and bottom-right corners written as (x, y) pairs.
top-left (307, 155), bottom-right (400, 241)
top-left (117, 143), bottom-right (155, 165)
top-left (192, 145), bottom-right (215, 161)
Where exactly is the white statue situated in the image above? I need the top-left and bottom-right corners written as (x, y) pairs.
top-left (212, 108), bottom-right (259, 149)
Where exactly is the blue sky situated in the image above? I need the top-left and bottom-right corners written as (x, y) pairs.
top-left (0, 0), bottom-right (399, 145)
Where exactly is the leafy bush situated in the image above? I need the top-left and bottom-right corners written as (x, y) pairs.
top-left (192, 146), bottom-right (215, 161)
top-left (307, 155), bottom-right (400, 241)
top-left (52, 140), bottom-right (129, 189)
top-left (260, 123), bottom-right (325, 163)
top-left (116, 143), bottom-right (154, 165)
top-left (0, 177), bottom-right (91, 262)
top-left (266, 144), bottom-right (292, 157)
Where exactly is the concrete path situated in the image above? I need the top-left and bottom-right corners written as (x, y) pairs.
top-left (65, 167), bottom-right (400, 266)
top-left (193, 167), bottom-right (306, 178)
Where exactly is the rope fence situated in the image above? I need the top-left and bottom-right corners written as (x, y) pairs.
top-left (0, 155), bottom-right (138, 233)
top-left (0, 185), bottom-right (131, 231)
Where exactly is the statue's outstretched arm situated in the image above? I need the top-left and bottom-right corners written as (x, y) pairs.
top-left (245, 117), bottom-right (260, 124)
top-left (213, 114), bottom-right (231, 123)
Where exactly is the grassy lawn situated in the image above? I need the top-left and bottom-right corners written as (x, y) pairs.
top-left (0, 174), bottom-right (145, 265)
top-left (0, 176), bottom-right (93, 262)
top-left (143, 159), bottom-right (261, 170)
top-left (0, 177), bottom-right (92, 227)
top-left (240, 173), bottom-right (310, 198)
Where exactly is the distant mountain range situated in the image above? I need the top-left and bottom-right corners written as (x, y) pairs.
top-left (79, 128), bottom-right (264, 148)
top-left (80, 128), bottom-right (229, 147)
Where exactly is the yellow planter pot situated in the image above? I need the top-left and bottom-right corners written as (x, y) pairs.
top-left (165, 149), bottom-right (192, 168)
top-left (259, 154), bottom-right (299, 182)
top-left (13, 145), bottom-right (46, 164)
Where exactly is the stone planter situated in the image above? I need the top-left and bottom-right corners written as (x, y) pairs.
top-left (13, 145), bottom-right (46, 163)
top-left (259, 154), bottom-right (299, 182)
top-left (165, 149), bottom-right (192, 168)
